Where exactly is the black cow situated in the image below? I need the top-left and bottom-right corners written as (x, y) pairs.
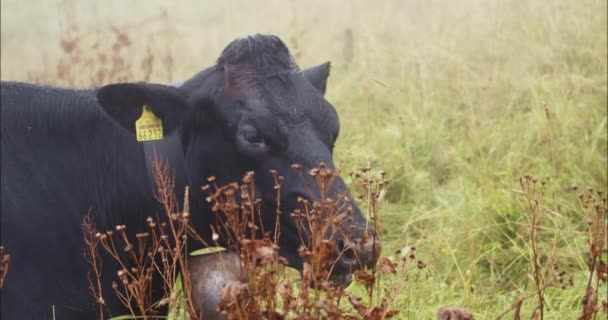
top-left (0, 34), bottom-right (380, 319)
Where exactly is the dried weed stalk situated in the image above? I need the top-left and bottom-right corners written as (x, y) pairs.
top-left (41, 1), bottom-right (173, 86)
top-left (575, 186), bottom-right (607, 320)
top-left (82, 213), bottom-right (105, 319)
top-left (0, 245), bottom-right (9, 306)
top-left (81, 161), bottom-right (409, 319)
top-left (82, 155), bottom-right (203, 319)
top-left (496, 176), bottom-right (571, 320)
top-left (204, 164), bottom-right (408, 319)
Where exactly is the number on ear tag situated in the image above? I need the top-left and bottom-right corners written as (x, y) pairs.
top-left (135, 105), bottom-right (164, 142)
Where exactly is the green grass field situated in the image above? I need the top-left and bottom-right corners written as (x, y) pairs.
top-left (2, 0), bottom-right (606, 318)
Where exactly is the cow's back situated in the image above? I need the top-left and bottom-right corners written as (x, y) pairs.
top-left (2, 83), bottom-right (102, 219)
top-left (1, 82), bottom-right (155, 319)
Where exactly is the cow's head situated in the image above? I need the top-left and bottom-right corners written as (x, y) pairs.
top-left (96, 34), bottom-right (380, 286)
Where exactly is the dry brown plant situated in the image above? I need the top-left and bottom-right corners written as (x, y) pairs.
top-left (0, 245), bottom-right (10, 307)
top-left (576, 186), bottom-right (607, 320)
top-left (495, 176), bottom-right (572, 320)
top-left (203, 164), bottom-right (409, 319)
top-left (82, 154), bottom-right (205, 319)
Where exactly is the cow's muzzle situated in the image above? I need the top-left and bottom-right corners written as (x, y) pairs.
top-left (329, 227), bottom-right (382, 286)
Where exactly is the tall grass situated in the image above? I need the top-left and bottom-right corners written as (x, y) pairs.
top-left (1, 0), bottom-right (606, 318)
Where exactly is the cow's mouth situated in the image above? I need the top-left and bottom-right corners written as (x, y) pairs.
top-left (261, 197), bottom-right (367, 289)
top-left (328, 271), bottom-right (353, 288)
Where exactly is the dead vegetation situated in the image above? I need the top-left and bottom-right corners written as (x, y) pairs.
top-left (82, 154), bottom-right (204, 319)
top-left (202, 163), bottom-right (413, 319)
top-left (436, 307), bottom-right (474, 320)
top-left (0, 245), bottom-right (9, 306)
top-left (0, 2), bottom-right (605, 318)
top-left (576, 186), bottom-right (607, 320)
top-left (495, 177), bottom-right (607, 320)
top-left (79, 154), bottom-right (418, 319)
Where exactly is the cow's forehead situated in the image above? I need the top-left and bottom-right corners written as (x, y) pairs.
top-left (245, 75), bottom-right (334, 129)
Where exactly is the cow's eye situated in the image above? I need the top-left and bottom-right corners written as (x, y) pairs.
top-left (241, 124), bottom-right (263, 144)
top-left (237, 123), bottom-right (268, 155)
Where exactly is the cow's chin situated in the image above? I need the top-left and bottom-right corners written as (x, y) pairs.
top-left (306, 271), bottom-right (353, 289)
top-left (273, 217), bottom-right (354, 288)
top-left (281, 249), bottom-right (354, 288)
top-left (327, 272), bottom-right (353, 288)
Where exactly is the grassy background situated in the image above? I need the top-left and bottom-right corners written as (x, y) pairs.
top-left (2, 0), bottom-right (606, 318)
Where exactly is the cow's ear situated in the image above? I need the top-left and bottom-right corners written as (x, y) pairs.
top-left (301, 61), bottom-right (331, 95)
top-left (96, 82), bottom-right (190, 135)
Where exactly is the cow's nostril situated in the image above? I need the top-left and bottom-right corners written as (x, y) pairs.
top-left (342, 247), bottom-right (357, 262)
top-left (337, 239), bottom-right (345, 252)
top-left (330, 237), bottom-right (382, 287)
top-left (336, 239), bottom-right (357, 264)
top-left (338, 236), bottom-right (382, 268)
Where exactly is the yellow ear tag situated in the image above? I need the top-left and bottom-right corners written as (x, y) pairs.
top-left (135, 105), bottom-right (164, 142)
